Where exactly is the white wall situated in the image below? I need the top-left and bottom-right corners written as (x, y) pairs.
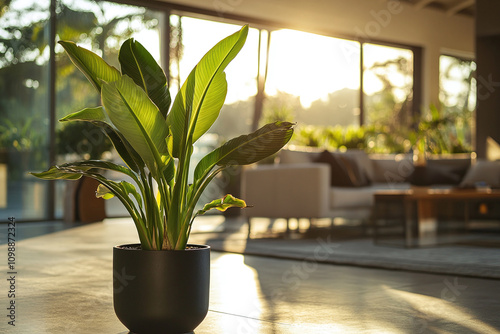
top-left (163, 0), bottom-right (474, 109)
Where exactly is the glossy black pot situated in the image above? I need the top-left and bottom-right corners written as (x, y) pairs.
top-left (113, 244), bottom-right (210, 334)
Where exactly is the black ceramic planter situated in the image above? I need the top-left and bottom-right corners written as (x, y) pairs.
top-left (113, 244), bottom-right (210, 334)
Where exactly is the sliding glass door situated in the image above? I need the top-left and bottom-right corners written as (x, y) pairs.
top-left (0, 0), bottom-right (51, 221)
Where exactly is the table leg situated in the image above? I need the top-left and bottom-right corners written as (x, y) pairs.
top-left (417, 199), bottom-right (438, 246)
top-left (404, 199), bottom-right (414, 247)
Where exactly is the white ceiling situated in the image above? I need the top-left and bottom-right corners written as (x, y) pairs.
top-left (402, 0), bottom-right (475, 17)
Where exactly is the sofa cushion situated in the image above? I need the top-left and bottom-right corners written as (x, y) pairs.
top-left (370, 155), bottom-right (413, 184)
top-left (460, 160), bottom-right (500, 188)
top-left (329, 182), bottom-right (410, 209)
top-left (427, 157), bottom-right (471, 178)
top-left (408, 164), bottom-right (463, 186)
top-left (313, 150), bottom-right (358, 187)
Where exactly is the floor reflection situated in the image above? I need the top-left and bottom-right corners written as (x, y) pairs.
top-left (210, 253), bottom-right (265, 333)
top-left (383, 285), bottom-right (500, 334)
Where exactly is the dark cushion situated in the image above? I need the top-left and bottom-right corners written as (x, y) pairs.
top-left (313, 150), bottom-right (366, 187)
top-left (427, 159), bottom-right (470, 180)
top-left (408, 164), bottom-right (463, 186)
top-left (336, 154), bottom-right (371, 187)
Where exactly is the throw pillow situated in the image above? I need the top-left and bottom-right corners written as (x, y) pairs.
top-left (342, 150), bottom-right (375, 183)
top-left (460, 160), bottom-right (500, 188)
top-left (313, 150), bottom-right (356, 187)
top-left (336, 154), bottom-right (371, 187)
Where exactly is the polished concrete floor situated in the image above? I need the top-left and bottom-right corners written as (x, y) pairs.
top-left (1, 218), bottom-right (499, 333)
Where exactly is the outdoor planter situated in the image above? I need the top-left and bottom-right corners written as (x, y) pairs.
top-left (113, 244), bottom-right (210, 334)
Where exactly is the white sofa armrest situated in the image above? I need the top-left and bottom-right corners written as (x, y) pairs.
top-left (241, 163), bottom-right (331, 219)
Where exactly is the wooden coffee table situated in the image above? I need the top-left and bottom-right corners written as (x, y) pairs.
top-left (373, 187), bottom-right (500, 247)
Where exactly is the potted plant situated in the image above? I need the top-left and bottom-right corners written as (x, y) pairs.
top-left (31, 25), bottom-right (293, 333)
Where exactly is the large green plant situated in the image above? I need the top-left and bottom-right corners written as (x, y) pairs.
top-left (32, 25), bottom-right (293, 250)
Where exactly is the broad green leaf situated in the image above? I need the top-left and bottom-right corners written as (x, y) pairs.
top-left (195, 194), bottom-right (246, 216)
top-left (171, 71), bottom-right (227, 149)
top-left (194, 121), bottom-right (294, 180)
top-left (30, 166), bottom-right (83, 180)
top-left (119, 181), bottom-right (143, 210)
top-left (58, 160), bottom-right (136, 179)
top-left (162, 155), bottom-right (176, 186)
top-left (101, 75), bottom-right (169, 178)
top-left (31, 160), bottom-right (138, 182)
top-left (59, 41), bottom-right (121, 93)
top-left (60, 107), bottom-right (143, 172)
top-left (166, 134), bottom-right (174, 158)
top-left (167, 25), bottom-right (248, 158)
top-left (97, 181), bottom-right (142, 208)
top-left (60, 106), bottom-right (111, 124)
top-left (119, 39), bottom-right (171, 119)
top-left (192, 71), bottom-right (226, 141)
top-left (102, 125), bottom-right (144, 172)
top-left (168, 70), bottom-right (196, 157)
top-left (32, 165), bottom-right (145, 237)
top-left (84, 173), bottom-right (150, 249)
top-left (96, 184), bottom-right (114, 199)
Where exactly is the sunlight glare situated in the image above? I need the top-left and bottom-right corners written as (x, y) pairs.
top-left (265, 29), bottom-right (360, 108)
top-left (382, 285), bottom-right (499, 334)
top-left (211, 254), bottom-right (265, 333)
top-left (363, 43), bottom-right (413, 97)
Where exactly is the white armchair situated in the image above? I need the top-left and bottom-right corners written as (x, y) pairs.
top-left (241, 163), bottom-right (332, 233)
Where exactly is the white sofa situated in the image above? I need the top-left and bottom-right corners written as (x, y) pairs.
top-left (241, 148), bottom-right (476, 224)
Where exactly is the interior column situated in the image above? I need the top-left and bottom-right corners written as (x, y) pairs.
top-left (475, 0), bottom-right (500, 159)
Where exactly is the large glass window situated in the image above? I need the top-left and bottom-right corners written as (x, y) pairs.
top-left (439, 54), bottom-right (476, 152)
top-left (363, 43), bottom-right (414, 127)
top-left (0, 0), bottom-right (51, 221)
top-left (265, 29), bottom-right (360, 128)
top-left (362, 43), bottom-right (414, 153)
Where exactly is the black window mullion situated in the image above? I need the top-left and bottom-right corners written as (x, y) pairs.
top-left (359, 41), bottom-right (364, 126)
top-left (47, 0), bottom-right (57, 220)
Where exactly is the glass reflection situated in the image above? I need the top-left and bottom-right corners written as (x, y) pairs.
top-left (0, 0), bottom-right (50, 221)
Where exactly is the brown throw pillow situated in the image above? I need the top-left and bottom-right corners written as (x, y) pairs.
top-left (313, 150), bottom-right (359, 187)
top-left (336, 154), bottom-right (371, 187)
